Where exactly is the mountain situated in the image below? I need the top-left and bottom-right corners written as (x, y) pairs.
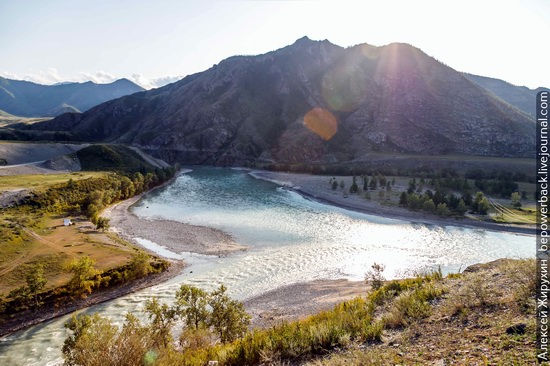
top-left (463, 73), bottom-right (549, 117)
top-left (21, 37), bottom-right (535, 165)
top-left (0, 78), bottom-right (144, 117)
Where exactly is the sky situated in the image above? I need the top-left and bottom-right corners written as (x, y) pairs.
top-left (0, 0), bottom-right (548, 90)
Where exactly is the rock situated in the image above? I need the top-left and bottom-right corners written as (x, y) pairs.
top-left (506, 323), bottom-right (526, 335)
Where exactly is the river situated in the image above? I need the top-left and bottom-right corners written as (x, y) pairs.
top-left (0, 167), bottom-right (533, 365)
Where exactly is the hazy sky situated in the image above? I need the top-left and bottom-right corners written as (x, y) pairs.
top-left (1, 0), bottom-right (548, 89)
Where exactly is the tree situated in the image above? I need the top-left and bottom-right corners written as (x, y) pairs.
top-left (66, 257), bottom-right (100, 298)
top-left (511, 192), bottom-right (522, 208)
top-left (175, 285), bottom-right (209, 330)
top-left (130, 252), bottom-right (153, 278)
top-left (95, 217), bottom-right (110, 232)
top-left (365, 263), bottom-right (386, 290)
top-left (26, 263), bottom-right (47, 309)
top-left (63, 314), bottom-right (117, 366)
top-left (339, 180), bottom-right (345, 190)
top-left (399, 192), bottom-right (408, 206)
top-left (473, 191), bottom-right (490, 215)
top-left (436, 203), bottom-right (450, 216)
top-left (369, 178), bottom-right (377, 190)
top-left (422, 199), bottom-right (436, 213)
top-left (363, 176), bottom-right (369, 191)
top-left (349, 176), bottom-right (358, 194)
top-left (145, 297), bottom-right (177, 348)
top-left (331, 180), bottom-right (338, 190)
top-left (407, 194), bottom-right (422, 210)
top-left (63, 313), bottom-right (153, 366)
top-left (208, 285), bottom-right (251, 343)
top-left (456, 199), bottom-right (468, 215)
top-left (521, 190), bottom-right (527, 200)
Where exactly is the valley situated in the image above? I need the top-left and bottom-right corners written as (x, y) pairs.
top-left (0, 31), bottom-right (544, 365)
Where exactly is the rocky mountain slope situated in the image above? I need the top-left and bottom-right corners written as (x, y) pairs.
top-left (22, 37), bottom-right (535, 165)
top-left (463, 73), bottom-right (548, 117)
top-left (0, 77), bottom-right (144, 117)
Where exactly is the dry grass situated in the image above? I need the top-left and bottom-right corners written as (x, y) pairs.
top-left (0, 214), bottom-right (137, 294)
top-left (307, 259), bottom-right (537, 365)
top-left (0, 172), bottom-right (104, 191)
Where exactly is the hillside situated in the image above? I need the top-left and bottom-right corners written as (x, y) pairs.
top-left (0, 77), bottom-right (144, 117)
top-left (20, 37), bottom-right (535, 165)
top-left (463, 73), bottom-right (549, 117)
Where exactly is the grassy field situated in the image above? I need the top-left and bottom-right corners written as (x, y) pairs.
top-left (0, 171), bottom-right (141, 295)
top-left (0, 172), bottom-right (105, 191)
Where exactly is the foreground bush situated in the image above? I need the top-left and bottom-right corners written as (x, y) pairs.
top-left (62, 271), bottom-right (449, 366)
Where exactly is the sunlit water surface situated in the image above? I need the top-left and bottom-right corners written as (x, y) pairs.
top-left (0, 167), bottom-right (533, 365)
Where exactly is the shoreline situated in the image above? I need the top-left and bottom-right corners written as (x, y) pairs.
top-left (0, 260), bottom-right (184, 338)
top-left (103, 172), bottom-right (248, 256)
top-left (1, 167), bottom-right (534, 339)
top-left (249, 170), bottom-right (535, 236)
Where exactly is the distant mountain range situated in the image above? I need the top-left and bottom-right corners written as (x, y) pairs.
top-left (462, 73), bottom-right (548, 117)
top-left (14, 37), bottom-right (539, 165)
top-left (0, 78), bottom-right (144, 117)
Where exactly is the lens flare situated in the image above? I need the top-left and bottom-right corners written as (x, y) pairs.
top-left (303, 108), bottom-right (338, 141)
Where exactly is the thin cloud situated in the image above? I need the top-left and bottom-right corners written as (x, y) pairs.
top-left (130, 74), bottom-right (183, 89)
top-left (1, 70), bottom-right (182, 89)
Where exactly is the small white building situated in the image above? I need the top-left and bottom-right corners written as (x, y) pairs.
top-left (63, 218), bottom-right (72, 226)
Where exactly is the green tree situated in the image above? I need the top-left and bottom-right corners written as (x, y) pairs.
top-left (26, 263), bottom-right (47, 309)
top-left (456, 199), bottom-right (468, 215)
top-left (95, 217), bottom-right (110, 232)
top-left (130, 252), bottom-right (153, 278)
top-left (422, 199), bottom-right (436, 213)
top-left (208, 285), bottom-right (251, 343)
top-left (86, 203), bottom-right (100, 224)
top-left (436, 203), bottom-right (450, 216)
top-left (521, 190), bottom-right (527, 200)
top-left (145, 297), bottom-right (177, 348)
top-left (175, 285), bottom-right (209, 330)
top-left (63, 314), bottom-right (117, 366)
top-left (473, 191), bottom-right (490, 215)
top-left (63, 313), bottom-right (158, 366)
top-left (331, 180), bottom-right (338, 190)
top-left (511, 192), bottom-right (522, 208)
top-left (407, 193), bottom-right (421, 210)
top-left (399, 191), bottom-right (408, 206)
top-left (66, 257), bottom-right (100, 298)
top-left (369, 177), bottom-right (377, 190)
top-left (363, 175), bottom-right (369, 191)
top-left (349, 180), bottom-right (358, 194)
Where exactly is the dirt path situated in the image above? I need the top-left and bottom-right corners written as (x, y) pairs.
top-left (0, 226), bottom-right (78, 277)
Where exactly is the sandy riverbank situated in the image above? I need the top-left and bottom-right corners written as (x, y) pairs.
top-left (250, 170), bottom-right (535, 235)
top-left (103, 187), bottom-right (247, 257)
top-left (245, 279), bottom-right (368, 328)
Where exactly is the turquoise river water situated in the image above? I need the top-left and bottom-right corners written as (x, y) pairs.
top-left (0, 167), bottom-right (533, 365)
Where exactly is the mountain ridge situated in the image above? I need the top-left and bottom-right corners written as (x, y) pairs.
top-left (462, 72), bottom-right (549, 116)
top-left (16, 37), bottom-right (536, 165)
top-left (0, 77), bottom-right (144, 117)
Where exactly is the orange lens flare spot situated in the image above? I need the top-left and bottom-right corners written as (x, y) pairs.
top-left (303, 108), bottom-right (338, 141)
